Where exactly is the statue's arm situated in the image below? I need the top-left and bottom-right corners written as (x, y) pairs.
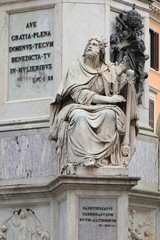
top-left (70, 86), bottom-right (96, 105)
top-left (91, 94), bottom-right (126, 104)
top-left (70, 86), bottom-right (126, 104)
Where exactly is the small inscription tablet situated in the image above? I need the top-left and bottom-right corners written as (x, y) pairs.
top-left (8, 8), bottom-right (54, 101)
top-left (79, 198), bottom-right (117, 240)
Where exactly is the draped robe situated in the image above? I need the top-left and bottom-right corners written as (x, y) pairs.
top-left (50, 57), bottom-right (138, 168)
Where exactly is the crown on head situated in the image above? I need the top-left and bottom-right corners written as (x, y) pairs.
top-left (89, 36), bottom-right (108, 48)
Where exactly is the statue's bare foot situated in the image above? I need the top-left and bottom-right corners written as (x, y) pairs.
top-left (84, 158), bottom-right (100, 168)
top-left (101, 159), bottom-right (109, 165)
top-left (109, 163), bottom-right (117, 166)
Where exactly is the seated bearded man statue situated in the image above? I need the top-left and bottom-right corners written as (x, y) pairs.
top-left (50, 37), bottom-right (138, 171)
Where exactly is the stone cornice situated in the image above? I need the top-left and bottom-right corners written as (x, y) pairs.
top-left (0, 117), bottom-right (49, 132)
top-left (0, 175), bottom-right (140, 198)
top-left (130, 189), bottom-right (160, 205)
top-left (0, 176), bottom-right (160, 204)
top-left (150, 1), bottom-right (160, 22)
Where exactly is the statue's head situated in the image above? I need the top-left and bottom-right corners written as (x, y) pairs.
top-left (1, 225), bottom-right (7, 233)
top-left (83, 37), bottom-right (107, 63)
top-left (121, 144), bottom-right (130, 157)
top-left (19, 209), bottom-right (28, 219)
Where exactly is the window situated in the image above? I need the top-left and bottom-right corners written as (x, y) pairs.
top-left (150, 29), bottom-right (159, 71)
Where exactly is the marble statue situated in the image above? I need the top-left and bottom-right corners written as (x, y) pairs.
top-left (50, 37), bottom-right (138, 172)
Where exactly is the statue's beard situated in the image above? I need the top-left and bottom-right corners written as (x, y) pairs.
top-left (85, 51), bottom-right (98, 59)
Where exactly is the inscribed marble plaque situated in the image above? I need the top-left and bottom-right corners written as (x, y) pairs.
top-left (79, 198), bottom-right (117, 240)
top-left (8, 9), bottom-right (54, 100)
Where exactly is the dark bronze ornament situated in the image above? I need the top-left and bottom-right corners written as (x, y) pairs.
top-left (110, 4), bottom-right (149, 104)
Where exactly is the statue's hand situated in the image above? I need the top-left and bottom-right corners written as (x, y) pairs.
top-left (109, 95), bottom-right (126, 103)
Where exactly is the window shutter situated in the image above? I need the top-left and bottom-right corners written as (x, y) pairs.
top-left (155, 32), bottom-right (159, 71)
top-left (150, 29), bottom-right (159, 71)
top-left (149, 99), bottom-right (154, 129)
top-left (150, 29), bottom-right (154, 69)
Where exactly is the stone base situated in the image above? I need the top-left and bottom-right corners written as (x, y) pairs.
top-left (62, 165), bottom-right (128, 176)
top-left (0, 175), bottom-right (139, 240)
top-left (55, 175), bottom-right (139, 240)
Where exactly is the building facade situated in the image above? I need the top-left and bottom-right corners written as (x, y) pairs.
top-left (149, 0), bottom-right (160, 133)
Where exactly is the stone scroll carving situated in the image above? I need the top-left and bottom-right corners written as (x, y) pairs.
top-left (110, 4), bottom-right (149, 104)
top-left (50, 36), bottom-right (138, 173)
top-left (128, 210), bottom-right (154, 240)
top-left (0, 208), bottom-right (50, 240)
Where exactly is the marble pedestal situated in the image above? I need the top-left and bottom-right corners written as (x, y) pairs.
top-left (62, 165), bottom-right (128, 176)
top-left (0, 174), bottom-right (139, 240)
top-left (53, 175), bottom-right (139, 240)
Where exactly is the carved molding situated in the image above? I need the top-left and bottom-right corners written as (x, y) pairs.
top-left (150, 1), bottom-right (160, 23)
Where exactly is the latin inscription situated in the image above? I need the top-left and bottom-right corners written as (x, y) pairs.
top-left (9, 9), bottom-right (54, 100)
top-left (80, 206), bottom-right (116, 227)
top-left (79, 198), bottom-right (117, 240)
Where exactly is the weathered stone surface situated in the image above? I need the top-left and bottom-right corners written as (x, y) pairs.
top-left (129, 139), bottom-right (159, 184)
top-left (59, 200), bottom-right (67, 240)
top-left (0, 131), bottom-right (58, 179)
top-left (0, 129), bottom-right (158, 183)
